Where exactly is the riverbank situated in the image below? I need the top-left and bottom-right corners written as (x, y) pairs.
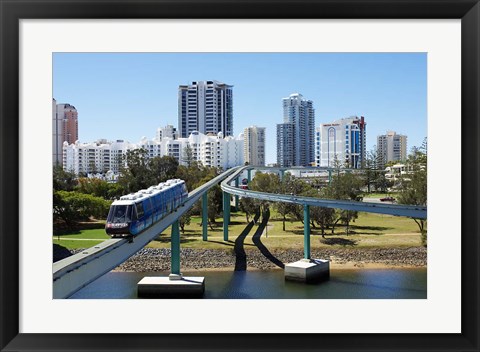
top-left (103, 247), bottom-right (426, 272)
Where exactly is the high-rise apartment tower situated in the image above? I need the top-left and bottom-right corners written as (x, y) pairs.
top-left (53, 100), bottom-right (78, 166)
top-left (277, 93), bottom-right (315, 167)
top-left (243, 126), bottom-right (266, 166)
top-left (377, 131), bottom-right (407, 170)
top-left (178, 80), bottom-right (233, 138)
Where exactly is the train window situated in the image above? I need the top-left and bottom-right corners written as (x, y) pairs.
top-left (107, 205), bottom-right (133, 223)
top-left (144, 199), bottom-right (153, 213)
top-left (131, 205), bottom-right (138, 220)
top-left (136, 202), bottom-right (145, 218)
top-left (154, 195), bottom-right (161, 209)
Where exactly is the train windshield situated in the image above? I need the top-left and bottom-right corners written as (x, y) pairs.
top-left (107, 205), bottom-right (133, 223)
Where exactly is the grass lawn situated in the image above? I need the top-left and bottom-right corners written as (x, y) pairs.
top-left (54, 210), bottom-right (423, 250)
top-left (53, 228), bottom-right (110, 249)
top-left (53, 239), bottom-right (104, 249)
top-left (54, 228), bottom-right (110, 240)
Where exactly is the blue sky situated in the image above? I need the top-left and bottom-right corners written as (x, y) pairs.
top-left (53, 53), bottom-right (427, 164)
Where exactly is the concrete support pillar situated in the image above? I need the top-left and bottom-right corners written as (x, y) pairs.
top-left (234, 178), bottom-right (239, 211)
top-left (247, 169), bottom-right (252, 182)
top-left (328, 170), bottom-right (332, 184)
top-left (202, 192), bottom-right (208, 241)
top-left (223, 191), bottom-right (230, 241)
top-left (171, 220), bottom-right (181, 276)
top-left (304, 205), bottom-right (311, 260)
top-left (280, 170), bottom-right (285, 182)
top-left (285, 205), bottom-right (329, 284)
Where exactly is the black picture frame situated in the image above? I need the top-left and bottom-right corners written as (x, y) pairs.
top-left (1, 0), bottom-right (479, 351)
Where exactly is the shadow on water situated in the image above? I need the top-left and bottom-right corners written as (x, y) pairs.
top-left (252, 214), bottom-right (285, 269)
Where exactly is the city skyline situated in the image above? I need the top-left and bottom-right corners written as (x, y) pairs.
top-left (53, 53), bottom-right (427, 164)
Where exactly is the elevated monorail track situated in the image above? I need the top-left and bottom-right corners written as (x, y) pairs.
top-left (221, 167), bottom-right (427, 219)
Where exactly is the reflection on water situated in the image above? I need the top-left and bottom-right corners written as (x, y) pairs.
top-left (70, 268), bottom-right (427, 299)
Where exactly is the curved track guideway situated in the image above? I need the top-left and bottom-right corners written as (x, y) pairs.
top-left (221, 167), bottom-right (427, 219)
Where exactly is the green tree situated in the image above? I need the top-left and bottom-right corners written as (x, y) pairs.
top-left (53, 165), bottom-right (77, 191)
top-left (375, 172), bottom-right (392, 193)
top-left (397, 138), bottom-right (427, 245)
top-left (177, 162), bottom-right (217, 192)
top-left (363, 147), bottom-right (380, 193)
top-left (276, 175), bottom-right (312, 229)
top-left (53, 191), bottom-right (111, 228)
top-left (75, 177), bottom-right (126, 200)
top-left (249, 172), bottom-right (281, 194)
top-left (179, 207), bottom-right (193, 234)
top-left (239, 196), bottom-right (259, 223)
top-left (149, 155), bottom-right (179, 184)
top-left (207, 184), bottom-right (223, 225)
top-left (275, 201), bottom-right (295, 231)
top-left (182, 144), bottom-right (196, 168)
top-left (325, 172), bottom-right (363, 201)
top-left (75, 177), bottom-right (110, 198)
top-left (249, 172), bottom-right (281, 221)
top-left (310, 205), bottom-right (336, 238)
top-left (117, 149), bottom-right (152, 193)
top-left (324, 172), bottom-right (363, 234)
top-left (117, 150), bottom-right (179, 193)
top-left (106, 182), bottom-right (127, 200)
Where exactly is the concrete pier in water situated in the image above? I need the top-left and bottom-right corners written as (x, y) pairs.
top-left (284, 259), bottom-right (330, 283)
top-left (137, 276), bottom-right (205, 298)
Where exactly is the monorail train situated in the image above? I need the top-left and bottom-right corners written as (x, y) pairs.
top-left (105, 179), bottom-right (188, 237)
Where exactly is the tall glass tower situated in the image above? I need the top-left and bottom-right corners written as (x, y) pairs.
top-left (277, 93), bottom-right (315, 167)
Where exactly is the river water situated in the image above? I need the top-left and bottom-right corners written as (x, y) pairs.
top-left (70, 268), bottom-right (427, 299)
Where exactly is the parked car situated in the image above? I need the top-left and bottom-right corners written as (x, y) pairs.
top-left (380, 196), bottom-right (395, 202)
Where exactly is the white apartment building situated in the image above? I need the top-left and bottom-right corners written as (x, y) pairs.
top-left (316, 116), bottom-right (367, 169)
top-left (63, 139), bottom-right (133, 175)
top-left (243, 126), bottom-right (266, 166)
top-left (377, 131), bottom-right (407, 170)
top-left (63, 129), bottom-right (244, 175)
top-left (186, 131), bottom-right (244, 169)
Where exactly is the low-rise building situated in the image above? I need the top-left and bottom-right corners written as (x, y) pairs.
top-left (63, 129), bottom-right (244, 176)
